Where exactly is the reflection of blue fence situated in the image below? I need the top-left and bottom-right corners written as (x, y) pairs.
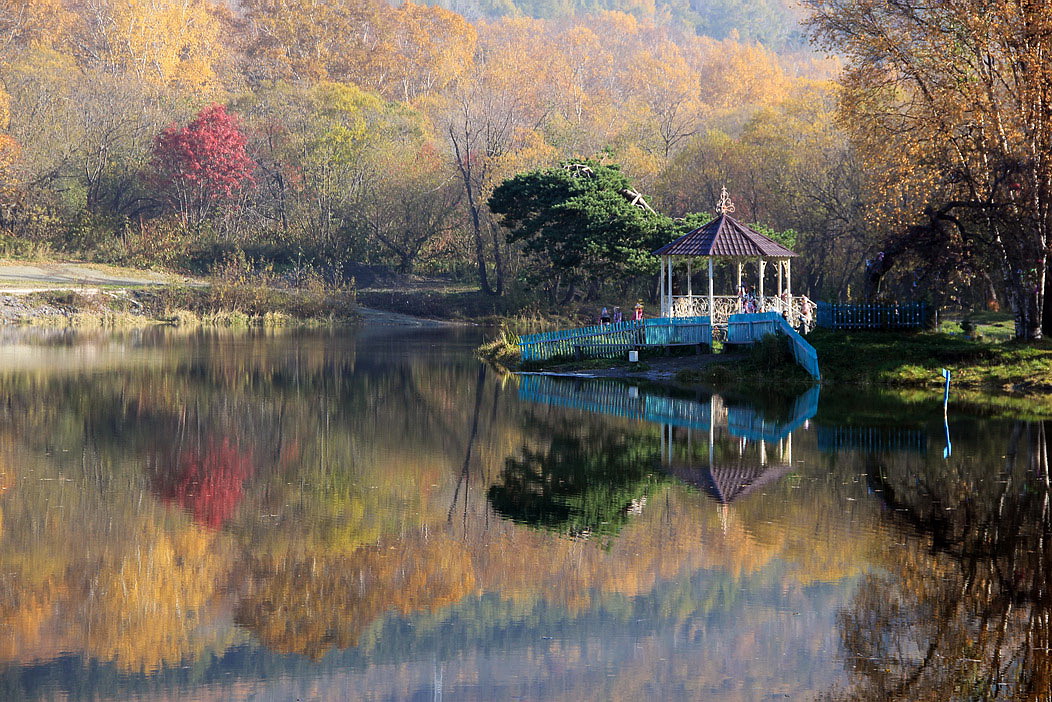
top-left (518, 375), bottom-right (712, 429)
top-left (727, 386), bottom-right (820, 443)
top-left (816, 302), bottom-right (930, 330)
top-left (726, 312), bottom-right (821, 381)
top-left (815, 425), bottom-right (928, 454)
top-left (518, 316), bottom-right (711, 362)
top-left (517, 375), bottom-right (819, 441)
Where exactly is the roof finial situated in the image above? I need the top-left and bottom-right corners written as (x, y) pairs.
top-left (715, 186), bottom-right (735, 215)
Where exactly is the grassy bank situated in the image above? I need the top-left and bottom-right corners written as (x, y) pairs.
top-left (806, 328), bottom-right (1052, 391)
top-left (669, 325), bottom-right (1052, 418)
top-left (14, 282), bottom-right (358, 329)
top-left (681, 328), bottom-right (1052, 392)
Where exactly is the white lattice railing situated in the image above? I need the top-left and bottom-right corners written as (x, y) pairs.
top-left (667, 295), bottom-right (816, 331)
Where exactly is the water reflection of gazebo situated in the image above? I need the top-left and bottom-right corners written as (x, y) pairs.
top-left (658, 394), bottom-right (797, 506)
top-left (654, 188), bottom-right (812, 329)
top-left (514, 375), bottom-right (818, 508)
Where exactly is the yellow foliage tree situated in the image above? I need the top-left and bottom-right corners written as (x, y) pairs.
top-left (75, 0), bottom-right (229, 91)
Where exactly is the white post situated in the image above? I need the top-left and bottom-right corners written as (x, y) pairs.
top-left (786, 258), bottom-right (792, 298)
top-left (777, 260), bottom-right (784, 297)
top-left (659, 256), bottom-right (664, 318)
top-left (667, 257), bottom-right (673, 316)
top-left (758, 259), bottom-right (766, 310)
top-left (736, 261), bottom-right (743, 312)
top-left (708, 257), bottom-right (714, 322)
top-left (687, 259), bottom-right (693, 314)
top-left (661, 257), bottom-right (669, 317)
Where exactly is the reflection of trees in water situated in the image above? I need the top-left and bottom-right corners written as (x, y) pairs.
top-left (155, 439), bottom-right (255, 528)
top-left (235, 534), bottom-right (477, 660)
top-left (0, 333), bottom-right (508, 673)
top-left (830, 420), bottom-right (1052, 701)
top-left (487, 418), bottom-right (662, 540)
top-left (0, 331), bottom-right (886, 684)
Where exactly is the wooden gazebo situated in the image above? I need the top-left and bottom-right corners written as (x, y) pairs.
top-left (653, 188), bottom-right (812, 329)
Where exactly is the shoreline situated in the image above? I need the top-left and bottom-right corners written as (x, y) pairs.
top-left (484, 332), bottom-right (1052, 419)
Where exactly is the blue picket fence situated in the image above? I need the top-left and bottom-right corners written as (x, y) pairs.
top-left (726, 312), bottom-right (821, 381)
top-left (726, 313), bottom-right (781, 344)
top-left (816, 301), bottom-right (930, 330)
top-left (517, 316), bottom-right (711, 362)
top-left (517, 375), bottom-right (714, 430)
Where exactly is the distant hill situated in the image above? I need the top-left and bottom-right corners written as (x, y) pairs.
top-left (430, 0), bottom-right (806, 50)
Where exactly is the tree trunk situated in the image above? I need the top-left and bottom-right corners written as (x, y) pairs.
top-left (1044, 258), bottom-right (1052, 337)
top-left (488, 219), bottom-right (504, 296)
top-left (466, 199), bottom-right (493, 295)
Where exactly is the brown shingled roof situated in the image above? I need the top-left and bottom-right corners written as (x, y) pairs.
top-left (666, 462), bottom-right (792, 504)
top-left (654, 214), bottom-right (797, 258)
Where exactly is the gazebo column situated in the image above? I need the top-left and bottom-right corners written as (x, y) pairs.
top-left (661, 256), bottom-right (670, 317)
top-left (659, 257), bottom-right (665, 317)
top-left (707, 258), bottom-right (714, 321)
top-left (786, 258), bottom-right (792, 298)
top-left (687, 259), bottom-right (693, 313)
top-left (777, 260), bottom-right (784, 297)
top-left (758, 259), bottom-right (766, 310)
top-left (667, 257), bottom-right (674, 315)
top-left (736, 261), bottom-right (743, 312)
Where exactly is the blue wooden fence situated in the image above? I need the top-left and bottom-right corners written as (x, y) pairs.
top-left (518, 316), bottom-right (711, 362)
top-left (726, 312), bottom-right (821, 381)
top-left (816, 301), bottom-right (930, 330)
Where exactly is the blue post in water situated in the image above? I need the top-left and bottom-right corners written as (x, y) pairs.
top-left (940, 368), bottom-right (952, 459)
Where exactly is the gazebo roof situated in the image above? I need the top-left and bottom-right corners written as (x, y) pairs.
top-left (666, 462), bottom-right (792, 504)
top-left (654, 213), bottom-right (797, 258)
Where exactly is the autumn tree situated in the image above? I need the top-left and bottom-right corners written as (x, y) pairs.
top-left (151, 103), bottom-right (255, 230)
top-left (0, 85), bottom-right (16, 213)
top-left (362, 142), bottom-right (461, 274)
top-left (392, 3), bottom-right (476, 103)
top-left (656, 85), bottom-right (867, 300)
top-left (72, 0), bottom-right (230, 91)
top-left (240, 0), bottom-right (396, 94)
top-left (806, 0), bottom-right (1052, 338)
top-left (238, 81), bottom-right (425, 265)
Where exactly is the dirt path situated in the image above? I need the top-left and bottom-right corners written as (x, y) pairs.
top-left (356, 305), bottom-right (466, 327)
top-left (0, 262), bottom-right (189, 289)
top-left (0, 261), bottom-right (466, 328)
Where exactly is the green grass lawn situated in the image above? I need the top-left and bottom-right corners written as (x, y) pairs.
top-left (938, 310), bottom-right (1016, 342)
top-left (807, 327), bottom-right (1052, 391)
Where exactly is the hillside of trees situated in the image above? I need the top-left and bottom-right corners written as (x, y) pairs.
top-left (0, 0), bottom-right (880, 305)
top-left (426, 0), bottom-right (806, 50)
top-left (6, 0), bottom-right (1043, 325)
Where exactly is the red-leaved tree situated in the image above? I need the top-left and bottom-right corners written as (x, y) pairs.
top-left (151, 103), bottom-right (255, 229)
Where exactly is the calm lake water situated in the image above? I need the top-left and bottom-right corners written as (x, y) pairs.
top-left (0, 325), bottom-right (1047, 701)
